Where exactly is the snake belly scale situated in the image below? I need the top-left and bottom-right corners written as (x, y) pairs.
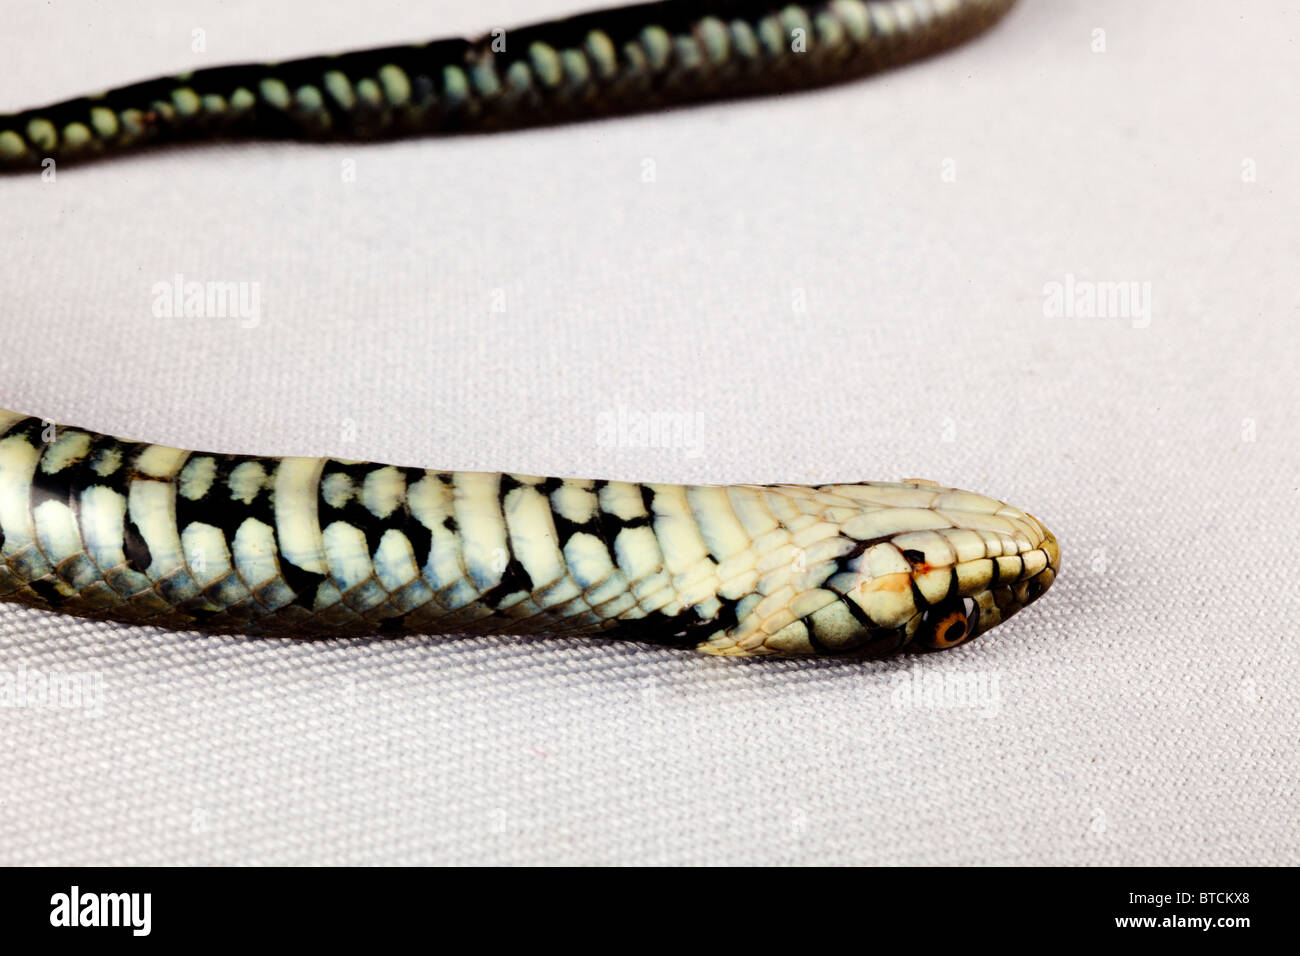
top-left (0, 0), bottom-right (1059, 658)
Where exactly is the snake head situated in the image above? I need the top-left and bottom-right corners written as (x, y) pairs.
top-left (697, 480), bottom-right (1060, 658)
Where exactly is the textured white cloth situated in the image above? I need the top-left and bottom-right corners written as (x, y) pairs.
top-left (1, 0), bottom-right (1296, 865)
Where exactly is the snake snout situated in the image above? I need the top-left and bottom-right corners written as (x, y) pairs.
top-left (887, 495), bottom-right (1060, 654)
top-left (950, 511), bottom-right (1060, 649)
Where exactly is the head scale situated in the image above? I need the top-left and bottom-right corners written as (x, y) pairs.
top-left (699, 480), bottom-right (1059, 658)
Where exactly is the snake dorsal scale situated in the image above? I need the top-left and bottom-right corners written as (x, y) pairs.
top-left (0, 0), bottom-right (1019, 169)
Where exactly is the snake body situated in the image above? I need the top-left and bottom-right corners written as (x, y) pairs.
top-left (0, 0), bottom-right (1058, 658)
top-left (0, 0), bottom-right (1018, 167)
top-left (0, 410), bottom-right (1057, 657)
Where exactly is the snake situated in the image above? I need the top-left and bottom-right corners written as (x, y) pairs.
top-left (0, 0), bottom-right (1059, 658)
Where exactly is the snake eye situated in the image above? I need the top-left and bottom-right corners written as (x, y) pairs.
top-left (918, 596), bottom-right (980, 650)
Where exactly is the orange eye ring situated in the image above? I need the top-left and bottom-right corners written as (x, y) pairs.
top-left (919, 597), bottom-right (980, 650)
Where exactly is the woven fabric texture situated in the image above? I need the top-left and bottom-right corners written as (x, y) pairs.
top-left (0, 0), bottom-right (1295, 865)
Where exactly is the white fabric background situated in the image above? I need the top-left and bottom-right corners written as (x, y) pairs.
top-left (1, 0), bottom-right (1296, 866)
